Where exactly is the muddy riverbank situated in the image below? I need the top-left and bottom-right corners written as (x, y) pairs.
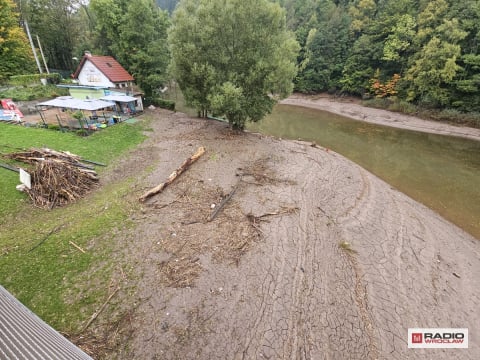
top-left (92, 109), bottom-right (480, 359)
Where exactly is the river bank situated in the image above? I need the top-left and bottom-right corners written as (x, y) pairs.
top-left (96, 109), bottom-right (480, 359)
top-left (10, 97), bottom-right (479, 357)
top-left (281, 94), bottom-right (480, 141)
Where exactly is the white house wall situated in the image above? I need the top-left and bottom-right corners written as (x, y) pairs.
top-left (77, 60), bottom-right (115, 88)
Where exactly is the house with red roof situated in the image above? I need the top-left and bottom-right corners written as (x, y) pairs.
top-left (72, 52), bottom-right (134, 89)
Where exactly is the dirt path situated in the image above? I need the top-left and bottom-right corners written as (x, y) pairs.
top-left (281, 94), bottom-right (480, 141)
top-left (99, 109), bottom-right (480, 359)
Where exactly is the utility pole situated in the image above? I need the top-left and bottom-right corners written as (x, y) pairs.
top-left (36, 35), bottom-right (50, 74)
top-left (23, 20), bottom-right (43, 74)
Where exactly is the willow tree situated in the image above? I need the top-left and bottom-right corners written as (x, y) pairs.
top-left (169, 0), bottom-right (299, 129)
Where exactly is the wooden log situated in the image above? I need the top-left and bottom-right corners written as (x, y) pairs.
top-left (139, 146), bottom-right (205, 202)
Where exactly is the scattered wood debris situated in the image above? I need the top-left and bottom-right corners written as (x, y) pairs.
top-left (139, 146), bottom-right (205, 202)
top-left (247, 206), bottom-right (299, 222)
top-left (4, 147), bottom-right (99, 209)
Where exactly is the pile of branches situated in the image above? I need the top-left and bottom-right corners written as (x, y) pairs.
top-left (6, 148), bottom-right (99, 208)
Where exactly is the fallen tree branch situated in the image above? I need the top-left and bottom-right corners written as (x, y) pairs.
top-left (208, 185), bottom-right (237, 222)
top-left (81, 287), bottom-right (120, 332)
top-left (139, 147), bottom-right (205, 202)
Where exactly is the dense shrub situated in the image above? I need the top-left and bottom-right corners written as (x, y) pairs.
top-left (0, 85), bottom-right (68, 101)
top-left (47, 124), bottom-right (61, 131)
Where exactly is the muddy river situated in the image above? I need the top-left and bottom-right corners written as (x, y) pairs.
top-left (248, 104), bottom-right (480, 239)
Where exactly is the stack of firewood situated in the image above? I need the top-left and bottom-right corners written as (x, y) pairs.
top-left (6, 148), bottom-right (99, 208)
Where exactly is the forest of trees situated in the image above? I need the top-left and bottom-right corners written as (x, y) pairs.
top-left (1, 0), bottom-right (479, 111)
top-left (283, 0), bottom-right (480, 112)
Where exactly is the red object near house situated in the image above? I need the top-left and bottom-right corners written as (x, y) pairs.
top-left (1, 99), bottom-right (24, 118)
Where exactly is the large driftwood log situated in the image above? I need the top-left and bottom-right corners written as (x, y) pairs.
top-left (139, 146), bottom-right (205, 202)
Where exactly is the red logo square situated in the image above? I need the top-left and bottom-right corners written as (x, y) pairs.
top-left (412, 333), bottom-right (423, 344)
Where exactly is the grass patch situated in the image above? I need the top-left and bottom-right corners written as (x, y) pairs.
top-left (0, 179), bottom-right (137, 332)
top-left (0, 117), bottom-right (149, 333)
top-left (0, 119), bottom-right (147, 217)
top-left (420, 109), bottom-right (480, 128)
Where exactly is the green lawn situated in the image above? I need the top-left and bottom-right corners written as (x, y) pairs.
top-left (0, 119), bottom-right (149, 332)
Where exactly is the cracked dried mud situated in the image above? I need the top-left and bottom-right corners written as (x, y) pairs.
top-left (89, 107), bottom-right (479, 359)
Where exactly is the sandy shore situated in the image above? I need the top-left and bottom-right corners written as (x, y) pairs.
top-left (281, 94), bottom-right (480, 141)
top-left (98, 109), bottom-right (480, 359)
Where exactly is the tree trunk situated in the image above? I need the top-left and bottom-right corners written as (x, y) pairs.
top-left (139, 147), bottom-right (206, 202)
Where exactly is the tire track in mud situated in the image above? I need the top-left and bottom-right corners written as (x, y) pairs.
top-left (335, 163), bottom-right (480, 359)
top-left (237, 144), bottom-right (374, 359)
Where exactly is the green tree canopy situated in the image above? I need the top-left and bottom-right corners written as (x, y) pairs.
top-left (0, 0), bottom-right (35, 82)
top-left (89, 0), bottom-right (126, 56)
top-left (281, 0), bottom-right (351, 93)
top-left (169, 0), bottom-right (299, 129)
top-left (406, 0), bottom-right (468, 106)
top-left (114, 0), bottom-right (170, 97)
top-left (89, 0), bottom-right (170, 97)
top-left (17, 0), bottom-right (82, 71)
